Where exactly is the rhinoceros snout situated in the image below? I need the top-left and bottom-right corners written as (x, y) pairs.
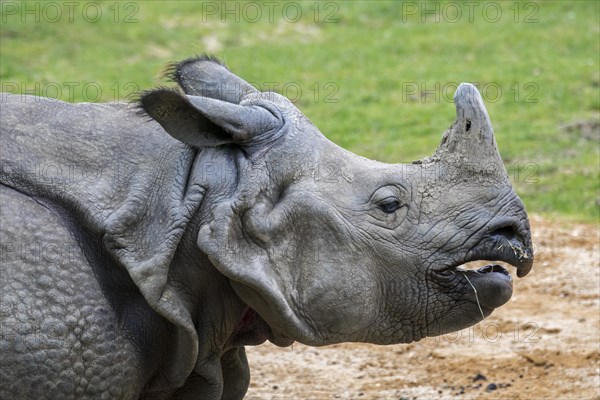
top-left (485, 217), bottom-right (534, 277)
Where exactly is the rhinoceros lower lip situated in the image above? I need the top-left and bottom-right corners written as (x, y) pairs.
top-left (433, 262), bottom-right (514, 309)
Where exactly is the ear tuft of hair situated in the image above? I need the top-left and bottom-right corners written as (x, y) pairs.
top-left (159, 53), bottom-right (227, 85)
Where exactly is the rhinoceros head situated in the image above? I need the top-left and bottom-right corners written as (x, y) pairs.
top-left (141, 56), bottom-right (533, 347)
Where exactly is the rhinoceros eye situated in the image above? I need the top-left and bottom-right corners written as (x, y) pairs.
top-left (370, 185), bottom-right (409, 228)
top-left (371, 185), bottom-right (408, 216)
top-left (378, 198), bottom-right (402, 214)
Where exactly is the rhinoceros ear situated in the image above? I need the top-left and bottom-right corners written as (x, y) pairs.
top-left (162, 54), bottom-right (258, 103)
top-left (139, 88), bottom-right (283, 148)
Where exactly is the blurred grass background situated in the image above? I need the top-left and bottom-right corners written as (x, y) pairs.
top-left (1, 0), bottom-right (598, 222)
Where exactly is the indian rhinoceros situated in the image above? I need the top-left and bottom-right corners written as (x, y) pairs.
top-left (0, 56), bottom-right (533, 399)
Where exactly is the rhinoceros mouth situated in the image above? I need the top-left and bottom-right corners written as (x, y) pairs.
top-left (432, 261), bottom-right (515, 310)
top-left (435, 262), bottom-right (511, 277)
top-left (434, 229), bottom-right (534, 279)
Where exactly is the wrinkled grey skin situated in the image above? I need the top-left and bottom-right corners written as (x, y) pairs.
top-left (0, 56), bottom-right (533, 399)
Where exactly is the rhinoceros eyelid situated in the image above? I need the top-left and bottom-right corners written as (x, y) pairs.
top-left (370, 184), bottom-right (407, 203)
top-left (377, 195), bottom-right (400, 203)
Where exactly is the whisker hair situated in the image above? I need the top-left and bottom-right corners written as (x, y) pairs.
top-left (462, 272), bottom-right (486, 321)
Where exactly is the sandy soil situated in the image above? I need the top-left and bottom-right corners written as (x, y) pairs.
top-left (245, 215), bottom-right (600, 399)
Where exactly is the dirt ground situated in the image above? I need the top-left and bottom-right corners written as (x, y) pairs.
top-left (244, 215), bottom-right (600, 399)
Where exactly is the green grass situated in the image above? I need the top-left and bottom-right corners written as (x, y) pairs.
top-left (1, 0), bottom-right (598, 222)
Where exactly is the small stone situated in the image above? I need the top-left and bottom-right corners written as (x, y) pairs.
top-left (473, 373), bottom-right (487, 382)
top-left (486, 383), bottom-right (497, 391)
top-left (522, 353), bottom-right (548, 366)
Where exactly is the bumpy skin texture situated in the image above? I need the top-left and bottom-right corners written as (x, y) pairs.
top-left (1, 185), bottom-right (144, 398)
top-left (0, 56), bottom-right (534, 399)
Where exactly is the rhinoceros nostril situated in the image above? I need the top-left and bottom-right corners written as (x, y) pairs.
top-left (486, 219), bottom-right (534, 276)
top-left (487, 218), bottom-right (523, 242)
top-left (490, 225), bottom-right (516, 240)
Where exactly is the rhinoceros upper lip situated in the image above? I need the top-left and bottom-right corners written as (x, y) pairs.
top-left (434, 235), bottom-right (534, 278)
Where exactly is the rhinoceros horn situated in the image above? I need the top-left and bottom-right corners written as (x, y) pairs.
top-left (432, 83), bottom-right (508, 180)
